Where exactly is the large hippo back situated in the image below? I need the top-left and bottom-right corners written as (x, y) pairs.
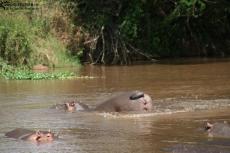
top-left (95, 91), bottom-right (153, 112)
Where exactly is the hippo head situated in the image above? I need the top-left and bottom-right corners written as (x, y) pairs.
top-left (65, 101), bottom-right (76, 111)
top-left (129, 91), bottom-right (153, 112)
top-left (64, 100), bottom-right (88, 111)
top-left (29, 130), bottom-right (55, 142)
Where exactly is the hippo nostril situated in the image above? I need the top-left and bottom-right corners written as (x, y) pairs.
top-left (36, 136), bottom-right (41, 141)
top-left (205, 126), bottom-right (211, 131)
top-left (144, 107), bottom-right (148, 111)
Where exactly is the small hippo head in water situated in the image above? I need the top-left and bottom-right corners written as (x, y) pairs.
top-left (64, 100), bottom-right (89, 112)
top-left (205, 122), bottom-right (230, 138)
top-left (27, 130), bottom-right (55, 142)
top-left (65, 101), bottom-right (76, 111)
top-left (5, 128), bottom-right (56, 143)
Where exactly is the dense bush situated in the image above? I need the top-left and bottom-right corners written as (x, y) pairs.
top-left (1, 0), bottom-right (230, 66)
top-left (58, 0), bottom-right (230, 63)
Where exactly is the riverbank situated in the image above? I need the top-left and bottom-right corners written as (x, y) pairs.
top-left (1, 0), bottom-right (230, 67)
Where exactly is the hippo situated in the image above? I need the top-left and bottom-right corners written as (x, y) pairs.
top-left (55, 91), bottom-right (153, 113)
top-left (166, 144), bottom-right (230, 153)
top-left (53, 100), bottom-right (89, 112)
top-left (205, 122), bottom-right (230, 138)
top-left (94, 91), bottom-right (153, 112)
top-left (5, 128), bottom-right (56, 143)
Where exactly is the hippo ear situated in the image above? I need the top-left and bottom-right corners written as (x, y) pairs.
top-left (129, 91), bottom-right (144, 100)
top-left (48, 129), bottom-right (51, 133)
top-left (35, 130), bottom-right (42, 141)
top-left (36, 130), bottom-right (41, 136)
top-left (207, 122), bottom-right (213, 127)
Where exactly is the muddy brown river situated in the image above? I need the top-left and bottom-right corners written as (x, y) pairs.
top-left (0, 58), bottom-right (230, 153)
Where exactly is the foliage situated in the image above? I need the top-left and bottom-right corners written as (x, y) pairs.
top-left (0, 13), bottom-right (33, 66)
top-left (1, 69), bottom-right (75, 80)
top-left (57, 0), bottom-right (230, 62)
top-left (155, 0), bottom-right (230, 57)
top-left (31, 34), bottom-right (80, 67)
top-left (1, 0), bottom-right (230, 66)
top-left (177, 0), bottom-right (206, 17)
top-left (118, 0), bottom-right (143, 41)
top-left (0, 2), bottom-right (80, 68)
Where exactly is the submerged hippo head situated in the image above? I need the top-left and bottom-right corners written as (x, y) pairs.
top-left (64, 100), bottom-right (89, 112)
top-left (27, 130), bottom-right (55, 142)
top-left (65, 101), bottom-right (76, 111)
top-left (5, 128), bottom-right (56, 143)
top-left (205, 122), bottom-right (230, 138)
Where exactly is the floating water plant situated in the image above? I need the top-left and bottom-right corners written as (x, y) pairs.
top-left (1, 69), bottom-right (76, 80)
top-left (0, 60), bottom-right (74, 80)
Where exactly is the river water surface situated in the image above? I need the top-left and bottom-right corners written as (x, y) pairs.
top-left (0, 58), bottom-right (230, 153)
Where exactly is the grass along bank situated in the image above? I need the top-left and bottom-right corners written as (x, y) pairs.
top-left (0, 2), bottom-right (81, 79)
top-left (0, 11), bottom-right (80, 68)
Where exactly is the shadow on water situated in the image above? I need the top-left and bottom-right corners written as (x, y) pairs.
top-left (0, 58), bottom-right (230, 153)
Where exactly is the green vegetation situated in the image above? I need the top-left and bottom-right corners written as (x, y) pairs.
top-left (0, 1), bottom-right (81, 79)
top-left (2, 69), bottom-right (75, 80)
top-left (1, 0), bottom-right (230, 68)
top-left (59, 0), bottom-right (230, 64)
top-left (0, 8), bottom-right (79, 67)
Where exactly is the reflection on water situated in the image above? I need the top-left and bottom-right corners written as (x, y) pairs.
top-left (0, 59), bottom-right (230, 153)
